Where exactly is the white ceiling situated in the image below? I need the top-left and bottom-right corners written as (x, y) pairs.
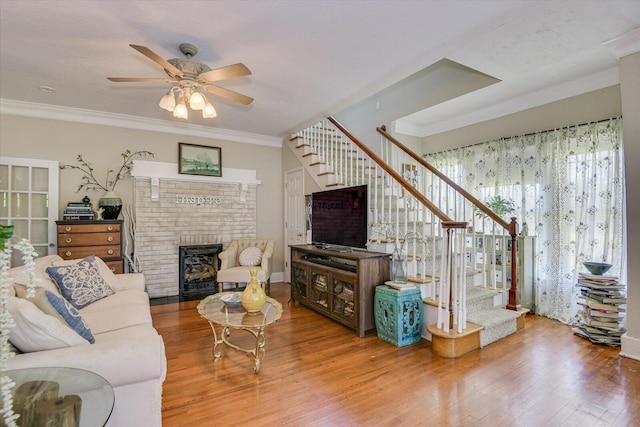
top-left (1, 1), bottom-right (638, 143)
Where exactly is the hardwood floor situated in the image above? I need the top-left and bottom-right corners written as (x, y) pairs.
top-left (151, 283), bottom-right (640, 426)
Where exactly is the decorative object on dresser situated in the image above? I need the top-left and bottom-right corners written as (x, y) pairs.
top-left (290, 244), bottom-right (390, 337)
top-left (56, 220), bottom-right (124, 274)
top-left (60, 150), bottom-right (155, 220)
top-left (63, 201), bottom-right (95, 221)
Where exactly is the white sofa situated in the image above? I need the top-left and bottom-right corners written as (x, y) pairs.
top-left (6, 255), bottom-right (166, 427)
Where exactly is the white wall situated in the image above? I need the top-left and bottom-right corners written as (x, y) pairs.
top-left (0, 114), bottom-right (286, 274)
top-left (620, 52), bottom-right (640, 360)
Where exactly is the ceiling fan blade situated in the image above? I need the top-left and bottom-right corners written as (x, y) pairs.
top-left (204, 85), bottom-right (254, 105)
top-left (107, 77), bottom-right (174, 82)
top-left (198, 63), bottom-right (251, 83)
top-left (129, 44), bottom-right (183, 78)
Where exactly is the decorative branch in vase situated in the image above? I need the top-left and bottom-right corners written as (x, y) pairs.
top-left (60, 150), bottom-right (154, 220)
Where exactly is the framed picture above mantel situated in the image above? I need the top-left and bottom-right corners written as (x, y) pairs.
top-left (178, 143), bottom-right (222, 177)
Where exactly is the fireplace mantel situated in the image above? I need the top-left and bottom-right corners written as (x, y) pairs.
top-left (132, 160), bottom-right (261, 185)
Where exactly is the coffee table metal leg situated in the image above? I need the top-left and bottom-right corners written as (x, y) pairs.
top-left (206, 321), bottom-right (224, 360)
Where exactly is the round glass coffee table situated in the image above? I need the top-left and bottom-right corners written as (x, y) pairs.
top-left (3, 366), bottom-right (114, 426)
top-left (197, 292), bottom-right (283, 373)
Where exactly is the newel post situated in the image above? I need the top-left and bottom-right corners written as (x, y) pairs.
top-left (506, 217), bottom-right (520, 311)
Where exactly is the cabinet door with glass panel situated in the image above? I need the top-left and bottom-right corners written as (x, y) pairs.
top-left (0, 157), bottom-right (59, 265)
top-left (291, 263), bottom-right (308, 302)
top-left (332, 273), bottom-right (356, 322)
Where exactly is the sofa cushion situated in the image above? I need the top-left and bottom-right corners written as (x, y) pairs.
top-left (80, 290), bottom-right (153, 334)
top-left (13, 284), bottom-right (95, 344)
top-left (46, 255), bottom-right (115, 310)
top-left (7, 296), bottom-right (90, 352)
top-left (7, 254), bottom-right (63, 295)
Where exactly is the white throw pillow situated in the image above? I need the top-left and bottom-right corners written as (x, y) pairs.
top-left (238, 247), bottom-right (263, 267)
top-left (13, 284), bottom-right (95, 344)
top-left (8, 297), bottom-right (90, 353)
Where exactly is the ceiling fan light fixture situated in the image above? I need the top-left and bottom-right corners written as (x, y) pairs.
top-left (159, 90), bottom-right (176, 112)
top-left (202, 101), bottom-right (217, 118)
top-left (173, 98), bottom-right (188, 119)
top-left (189, 90), bottom-right (206, 111)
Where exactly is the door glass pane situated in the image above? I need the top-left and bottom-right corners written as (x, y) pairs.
top-left (11, 193), bottom-right (28, 217)
top-left (12, 219), bottom-right (28, 241)
top-left (0, 165), bottom-right (8, 191)
top-left (32, 167), bottom-right (49, 192)
top-left (31, 220), bottom-right (49, 245)
top-left (11, 166), bottom-right (29, 191)
top-left (31, 194), bottom-right (49, 218)
top-left (0, 192), bottom-right (7, 217)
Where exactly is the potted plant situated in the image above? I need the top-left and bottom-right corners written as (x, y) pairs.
top-left (475, 195), bottom-right (516, 221)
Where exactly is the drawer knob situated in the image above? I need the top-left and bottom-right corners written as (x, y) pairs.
top-left (65, 226), bottom-right (71, 232)
top-left (110, 267), bottom-right (116, 272)
top-left (65, 251), bottom-right (72, 257)
top-left (107, 236), bottom-right (114, 242)
top-left (107, 225), bottom-right (113, 231)
top-left (65, 238), bottom-right (72, 244)
top-left (107, 249), bottom-right (114, 255)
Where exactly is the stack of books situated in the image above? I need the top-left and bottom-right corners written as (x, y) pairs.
top-left (573, 272), bottom-right (626, 346)
top-left (63, 202), bottom-right (95, 221)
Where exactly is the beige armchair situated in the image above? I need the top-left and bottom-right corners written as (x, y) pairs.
top-left (217, 239), bottom-right (275, 295)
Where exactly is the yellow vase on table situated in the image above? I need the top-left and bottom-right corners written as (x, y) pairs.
top-left (241, 267), bottom-right (266, 313)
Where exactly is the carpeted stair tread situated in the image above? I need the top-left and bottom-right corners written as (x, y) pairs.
top-left (467, 306), bottom-right (520, 327)
top-left (467, 307), bottom-right (520, 347)
top-left (466, 286), bottom-right (498, 302)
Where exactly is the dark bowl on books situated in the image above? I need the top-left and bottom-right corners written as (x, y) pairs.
top-left (583, 262), bottom-right (612, 276)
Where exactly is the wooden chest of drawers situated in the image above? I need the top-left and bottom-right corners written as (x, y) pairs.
top-left (56, 220), bottom-right (125, 274)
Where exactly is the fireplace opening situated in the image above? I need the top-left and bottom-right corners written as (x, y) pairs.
top-left (179, 244), bottom-right (223, 301)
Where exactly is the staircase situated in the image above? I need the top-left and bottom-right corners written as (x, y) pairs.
top-left (289, 118), bottom-right (526, 357)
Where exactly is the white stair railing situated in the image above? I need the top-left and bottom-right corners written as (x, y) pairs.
top-left (291, 118), bottom-right (472, 333)
top-left (375, 126), bottom-right (520, 311)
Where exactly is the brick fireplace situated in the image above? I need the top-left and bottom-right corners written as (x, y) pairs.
top-left (132, 161), bottom-right (261, 298)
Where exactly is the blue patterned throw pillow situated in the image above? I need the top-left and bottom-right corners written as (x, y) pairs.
top-left (13, 283), bottom-right (95, 344)
top-left (46, 255), bottom-right (115, 310)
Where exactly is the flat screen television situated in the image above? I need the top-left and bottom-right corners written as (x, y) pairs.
top-left (311, 185), bottom-right (368, 249)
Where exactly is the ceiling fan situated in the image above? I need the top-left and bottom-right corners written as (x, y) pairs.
top-left (108, 43), bottom-right (253, 119)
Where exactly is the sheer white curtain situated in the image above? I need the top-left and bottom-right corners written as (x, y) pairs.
top-left (424, 117), bottom-right (625, 323)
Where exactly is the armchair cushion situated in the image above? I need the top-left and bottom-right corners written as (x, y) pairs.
top-left (238, 246), bottom-right (263, 266)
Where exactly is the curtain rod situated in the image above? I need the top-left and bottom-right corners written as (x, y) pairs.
top-left (424, 116), bottom-right (622, 156)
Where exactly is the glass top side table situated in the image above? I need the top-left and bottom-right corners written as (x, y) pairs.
top-left (3, 366), bottom-right (114, 427)
top-left (197, 292), bottom-right (283, 373)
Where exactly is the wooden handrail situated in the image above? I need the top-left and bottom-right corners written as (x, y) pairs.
top-left (376, 125), bottom-right (521, 310)
top-left (376, 125), bottom-right (517, 234)
top-left (328, 117), bottom-right (454, 224)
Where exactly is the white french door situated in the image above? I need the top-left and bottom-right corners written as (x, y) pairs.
top-left (284, 168), bottom-right (306, 281)
top-left (0, 157), bottom-right (59, 266)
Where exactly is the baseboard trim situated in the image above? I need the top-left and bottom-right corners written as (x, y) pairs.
top-left (620, 333), bottom-right (640, 361)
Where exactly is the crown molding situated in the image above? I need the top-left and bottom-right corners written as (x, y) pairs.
top-left (0, 99), bottom-right (283, 148)
top-left (603, 27), bottom-right (640, 59)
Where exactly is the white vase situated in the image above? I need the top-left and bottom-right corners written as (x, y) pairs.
top-left (98, 191), bottom-right (122, 220)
